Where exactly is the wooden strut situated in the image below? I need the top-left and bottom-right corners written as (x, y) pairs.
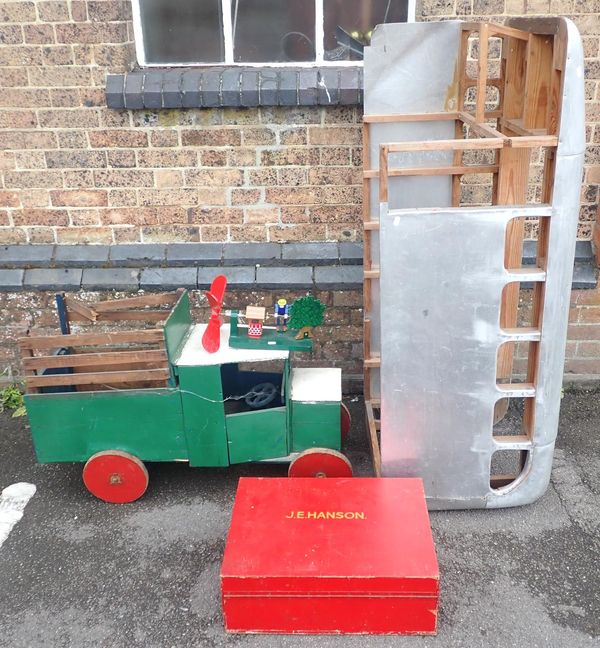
top-left (362, 20), bottom-right (562, 475)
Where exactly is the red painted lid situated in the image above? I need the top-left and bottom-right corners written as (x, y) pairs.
top-left (221, 477), bottom-right (439, 596)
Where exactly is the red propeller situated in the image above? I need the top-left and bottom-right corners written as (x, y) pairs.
top-left (201, 274), bottom-right (227, 353)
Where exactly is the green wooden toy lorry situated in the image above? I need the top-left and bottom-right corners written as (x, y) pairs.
top-left (19, 289), bottom-right (352, 503)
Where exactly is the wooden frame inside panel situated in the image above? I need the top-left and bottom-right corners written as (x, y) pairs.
top-left (363, 21), bottom-right (562, 474)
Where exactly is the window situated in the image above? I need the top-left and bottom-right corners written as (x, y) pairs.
top-left (132, 0), bottom-right (414, 66)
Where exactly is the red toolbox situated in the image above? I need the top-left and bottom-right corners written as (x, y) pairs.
top-left (221, 477), bottom-right (439, 634)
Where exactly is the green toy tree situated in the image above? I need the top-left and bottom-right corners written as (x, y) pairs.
top-left (288, 295), bottom-right (326, 340)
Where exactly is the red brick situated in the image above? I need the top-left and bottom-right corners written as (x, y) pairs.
top-left (0, 68), bottom-right (28, 87)
top-left (201, 150), bottom-right (227, 166)
top-left (181, 129), bottom-right (241, 147)
top-left (0, 2), bottom-right (36, 22)
top-left (139, 189), bottom-right (201, 207)
top-left (564, 358), bottom-right (600, 375)
top-left (108, 189), bottom-right (137, 207)
top-left (69, 209), bottom-right (101, 226)
top-left (42, 45), bottom-right (74, 65)
top-left (141, 225), bottom-right (200, 243)
top-left (46, 150), bottom-right (107, 168)
top-left (309, 205), bottom-right (362, 223)
top-left (55, 23), bottom-right (128, 44)
top-left (568, 323), bottom-right (600, 340)
top-left (38, 108), bottom-right (99, 128)
top-left (150, 130), bottom-right (178, 147)
top-left (49, 88), bottom-right (80, 107)
top-left (244, 208), bottom-right (280, 224)
top-left (0, 227), bottom-right (27, 244)
top-left (15, 151), bottom-right (46, 169)
top-left (137, 149), bottom-right (197, 167)
top-left (268, 224), bottom-right (327, 241)
top-left (242, 128), bottom-right (276, 145)
top-left (261, 148), bottom-right (318, 166)
top-left (0, 25), bottom-right (23, 44)
top-left (574, 288), bottom-right (600, 305)
top-left (308, 126), bottom-right (361, 146)
top-left (94, 169), bottom-right (154, 188)
top-left (281, 207), bottom-right (309, 224)
top-left (231, 189), bottom-right (261, 205)
top-left (87, 0), bottom-right (132, 22)
top-left (27, 226), bottom-right (56, 244)
top-left (0, 191), bottom-right (21, 208)
top-left (320, 147), bottom-right (352, 165)
top-left (201, 226), bottom-right (228, 241)
top-left (277, 168), bottom-right (308, 186)
top-left (0, 89), bottom-right (50, 108)
top-left (21, 189), bottom-right (50, 208)
top-left (24, 24), bottom-right (55, 44)
top-left (51, 189), bottom-right (108, 207)
top-left (101, 109), bottom-right (131, 129)
top-left (184, 169), bottom-right (244, 187)
top-left (188, 207), bottom-right (243, 224)
top-left (89, 130), bottom-right (148, 148)
top-left (280, 128), bottom-right (308, 145)
top-left (101, 208), bottom-right (158, 226)
top-left (113, 226), bottom-right (140, 242)
top-left (4, 170), bottom-right (62, 189)
top-left (0, 210), bottom-right (10, 226)
top-left (266, 186), bottom-right (319, 205)
top-left (577, 341), bottom-right (600, 357)
top-left (57, 131), bottom-right (88, 148)
top-left (308, 167), bottom-right (362, 185)
top-left (37, 1), bottom-right (70, 22)
top-left (107, 150), bottom-right (136, 168)
top-left (155, 170), bottom-right (183, 188)
top-left (63, 170), bottom-right (94, 188)
top-left (29, 66), bottom-right (92, 87)
top-left (155, 207), bottom-right (188, 224)
top-left (13, 208), bottom-right (68, 226)
top-left (70, 0), bottom-right (87, 21)
top-left (578, 306), bottom-right (600, 323)
top-left (56, 227), bottom-right (112, 244)
top-left (0, 110), bottom-right (37, 128)
top-left (228, 148), bottom-right (257, 166)
top-left (230, 225), bottom-right (268, 241)
top-left (0, 45), bottom-right (42, 66)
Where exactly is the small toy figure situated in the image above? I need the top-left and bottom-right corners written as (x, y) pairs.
top-left (245, 306), bottom-right (266, 338)
top-left (274, 298), bottom-right (289, 332)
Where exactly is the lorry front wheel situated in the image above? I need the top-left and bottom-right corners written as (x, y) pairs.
top-left (288, 448), bottom-right (353, 478)
top-left (82, 450), bottom-right (149, 504)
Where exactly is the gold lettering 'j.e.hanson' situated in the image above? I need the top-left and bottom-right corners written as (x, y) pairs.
top-left (285, 511), bottom-right (367, 520)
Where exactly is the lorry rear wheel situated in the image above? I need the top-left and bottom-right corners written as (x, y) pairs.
top-left (288, 448), bottom-right (353, 478)
top-left (83, 450), bottom-right (149, 503)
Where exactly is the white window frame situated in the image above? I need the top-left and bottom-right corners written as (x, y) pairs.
top-left (132, 0), bottom-right (416, 67)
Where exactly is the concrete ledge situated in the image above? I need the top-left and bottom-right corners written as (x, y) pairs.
top-left (0, 243), bottom-right (596, 292)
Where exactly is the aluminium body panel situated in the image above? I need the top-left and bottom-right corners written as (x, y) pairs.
top-left (373, 18), bottom-right (585, 508)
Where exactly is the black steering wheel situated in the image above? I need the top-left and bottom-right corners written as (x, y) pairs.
top-left (245, 382), bottom-right (277, 409)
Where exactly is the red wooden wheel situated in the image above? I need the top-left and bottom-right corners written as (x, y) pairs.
top-left (82, 450), bottom-right (149, 504)
top-left (340, 402), bottom-right (352, 443)
top-left (288, 448), bottom-right (353, 478)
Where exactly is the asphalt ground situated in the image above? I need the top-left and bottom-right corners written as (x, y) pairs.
top-left (0, 390), bottom-right (599, 648)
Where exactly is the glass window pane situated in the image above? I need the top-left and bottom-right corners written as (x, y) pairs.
top-left (323, 0), bottom-right (408, 61)
top-left (232, 0), bottom-right (316, 63)
top-left (141, 0), bottom-right (224, 64)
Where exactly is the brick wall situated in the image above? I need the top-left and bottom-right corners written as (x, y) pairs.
top-left (0, 0), bottom-right (597, 244)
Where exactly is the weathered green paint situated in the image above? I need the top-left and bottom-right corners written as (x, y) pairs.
top-left (228, 311), bottom-right (312, 352)
top-left (178, 364), bottom-right (229, 467)
top-left (227, 407), bottom-right (287, 464)
top-left (290, 400), bottom-right (341, 452)
top-left (24, 389), bottom-right (186, 463)
top-left (164, 291), bottom-right (192, 371)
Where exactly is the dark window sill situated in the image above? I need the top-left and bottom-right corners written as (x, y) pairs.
top-left (105, 66), bottom-right (363, 109)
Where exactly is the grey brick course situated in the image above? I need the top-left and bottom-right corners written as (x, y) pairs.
top-left (281, 242), bottom-right (338, 264)
top-left (140, 267), bottom-right (197, 289)
top-left (0, 269), bottom-right (24, 290)
top-left (54, 245), bottom-right (110, 267)
top-left (82, 268), bottom-right (140, 290)
top-left (166, 243), bottom-right (223, 266)
top-left (198, 266), bottom-right (255, 288)
top-left (256, 266), bottom-right (313, 288)
top-left (24, 268), bottom-right (82, 291)
top-left (223, 243), bottom-right (281, 265)
top-left (314, 265), bottom-right (363, 289)
top-left (110, 244), bottom-right (166, 266)
top-left (1, 245), bottom-right (54, 267)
